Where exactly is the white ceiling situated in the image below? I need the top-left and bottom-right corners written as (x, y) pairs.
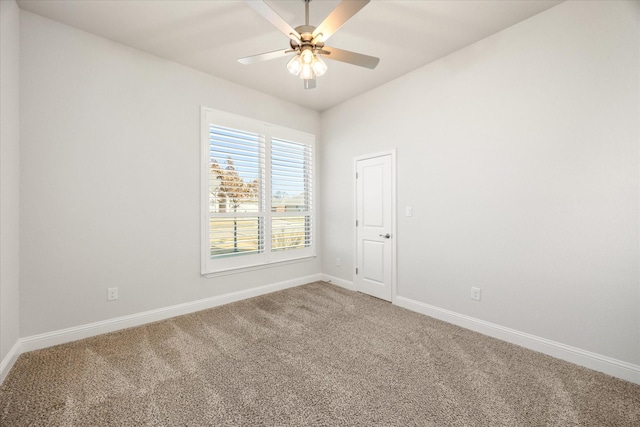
top-left (16, 0), bottom-right (563, 112)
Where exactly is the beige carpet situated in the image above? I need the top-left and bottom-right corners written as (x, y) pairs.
top-left (1, 281), bottom-right (639, 426)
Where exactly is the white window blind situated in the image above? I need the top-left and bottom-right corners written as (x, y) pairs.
top-left (208, 125), bottom-right (265, 258)
top-left (202, 108), bottom-right (315, 274)
top-left (271, 137), bottom-right (312, 253)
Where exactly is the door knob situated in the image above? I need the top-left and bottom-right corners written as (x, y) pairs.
top-left (379, 233), bottom-right (391, 239)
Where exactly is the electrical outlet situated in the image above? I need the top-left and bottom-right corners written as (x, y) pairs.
top-left (471, 287), bottom-right (481, 301)
top-left (406, 206), bottom-right (413, 217)
top-left (336, 257), bottom-right (341, 267)
top-left (107, 287), bottom-right (118, 301)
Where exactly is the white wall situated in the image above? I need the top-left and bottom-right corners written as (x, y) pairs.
top-left (9, 0), bottom-right (640, 384)
top-left (321, 0), bottom-right (639, 366)
top-left (0, 0), bottom-right (21, 378)
top-left (19, 11), bottom-right (321, 338)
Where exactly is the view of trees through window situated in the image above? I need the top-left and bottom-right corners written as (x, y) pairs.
top-left (209, 156), bottom-right (261, 257)
top-left (208, 125), bottom-right (311, 258)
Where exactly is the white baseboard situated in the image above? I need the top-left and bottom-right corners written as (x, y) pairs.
top-left (8, 275), bottom-right (639, 387)
top-left (20, 274), bottom-right (322, 354)
top-left (321, 274), bottom-right (355, 291)
top-left (395, 296), bottom-right (640, 385)
top-left (0, 340), bottom-right (21, 385)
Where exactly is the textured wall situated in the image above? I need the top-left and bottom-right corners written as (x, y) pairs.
top-left (320, 1), bottom-right (640, 364)
top-left (0, 0), bottom-right (21, 373)
top-left (19, 11), bottom-right (321, 337)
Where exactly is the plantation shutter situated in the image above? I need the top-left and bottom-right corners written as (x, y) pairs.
top-left (202, 108), bottom-right (315, 275)
top-left (208, 124), bottom-right (265, 266)
top-left (270, 137), bottom-right (313, 253)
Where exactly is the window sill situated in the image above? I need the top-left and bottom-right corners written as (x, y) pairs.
top-left (202, 255), bottom-right (317, 279)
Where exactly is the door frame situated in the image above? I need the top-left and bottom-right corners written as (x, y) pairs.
top-left (353, 149), bottom-right (397, 303)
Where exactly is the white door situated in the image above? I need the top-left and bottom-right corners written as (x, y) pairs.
top-left (355, 153), bottom-right (394, 301)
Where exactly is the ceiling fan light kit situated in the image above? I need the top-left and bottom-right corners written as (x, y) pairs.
top-left (287, 47), bottom-right (327, 79)
top-left (239, 0), bottom-right (380, 90)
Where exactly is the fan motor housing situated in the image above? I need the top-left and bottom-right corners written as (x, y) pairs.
top-left (295, 25), bottom-right (316, 42)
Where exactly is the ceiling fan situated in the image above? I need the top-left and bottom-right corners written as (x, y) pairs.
top-left (238, 0), bottom-right (380, 89)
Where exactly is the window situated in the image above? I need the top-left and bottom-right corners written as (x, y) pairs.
top-left (201, 108), bottom-right (315, 275)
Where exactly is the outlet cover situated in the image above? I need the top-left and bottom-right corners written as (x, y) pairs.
top-left (107, 287), bottom-right (118, 301)
top-left (471, 287), bottom-right (481, 301)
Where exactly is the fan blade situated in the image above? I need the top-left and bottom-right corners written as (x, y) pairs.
top-left (304, 79), bottom-right (316, 90)
top-left (245, 0), bottom-right (300, 39)
top-left (322, 46), bottom-right (379, 69)
top-left (312, 0), bottom-right (370, 43)
top-left (238, 49), bottom-right (291, 65)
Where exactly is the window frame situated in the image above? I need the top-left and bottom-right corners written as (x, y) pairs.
top-left (201, 107), bottom-right (316, 276)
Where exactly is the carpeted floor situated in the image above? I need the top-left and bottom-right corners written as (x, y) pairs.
top-left (1, 281), bottom-right (639, 426)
